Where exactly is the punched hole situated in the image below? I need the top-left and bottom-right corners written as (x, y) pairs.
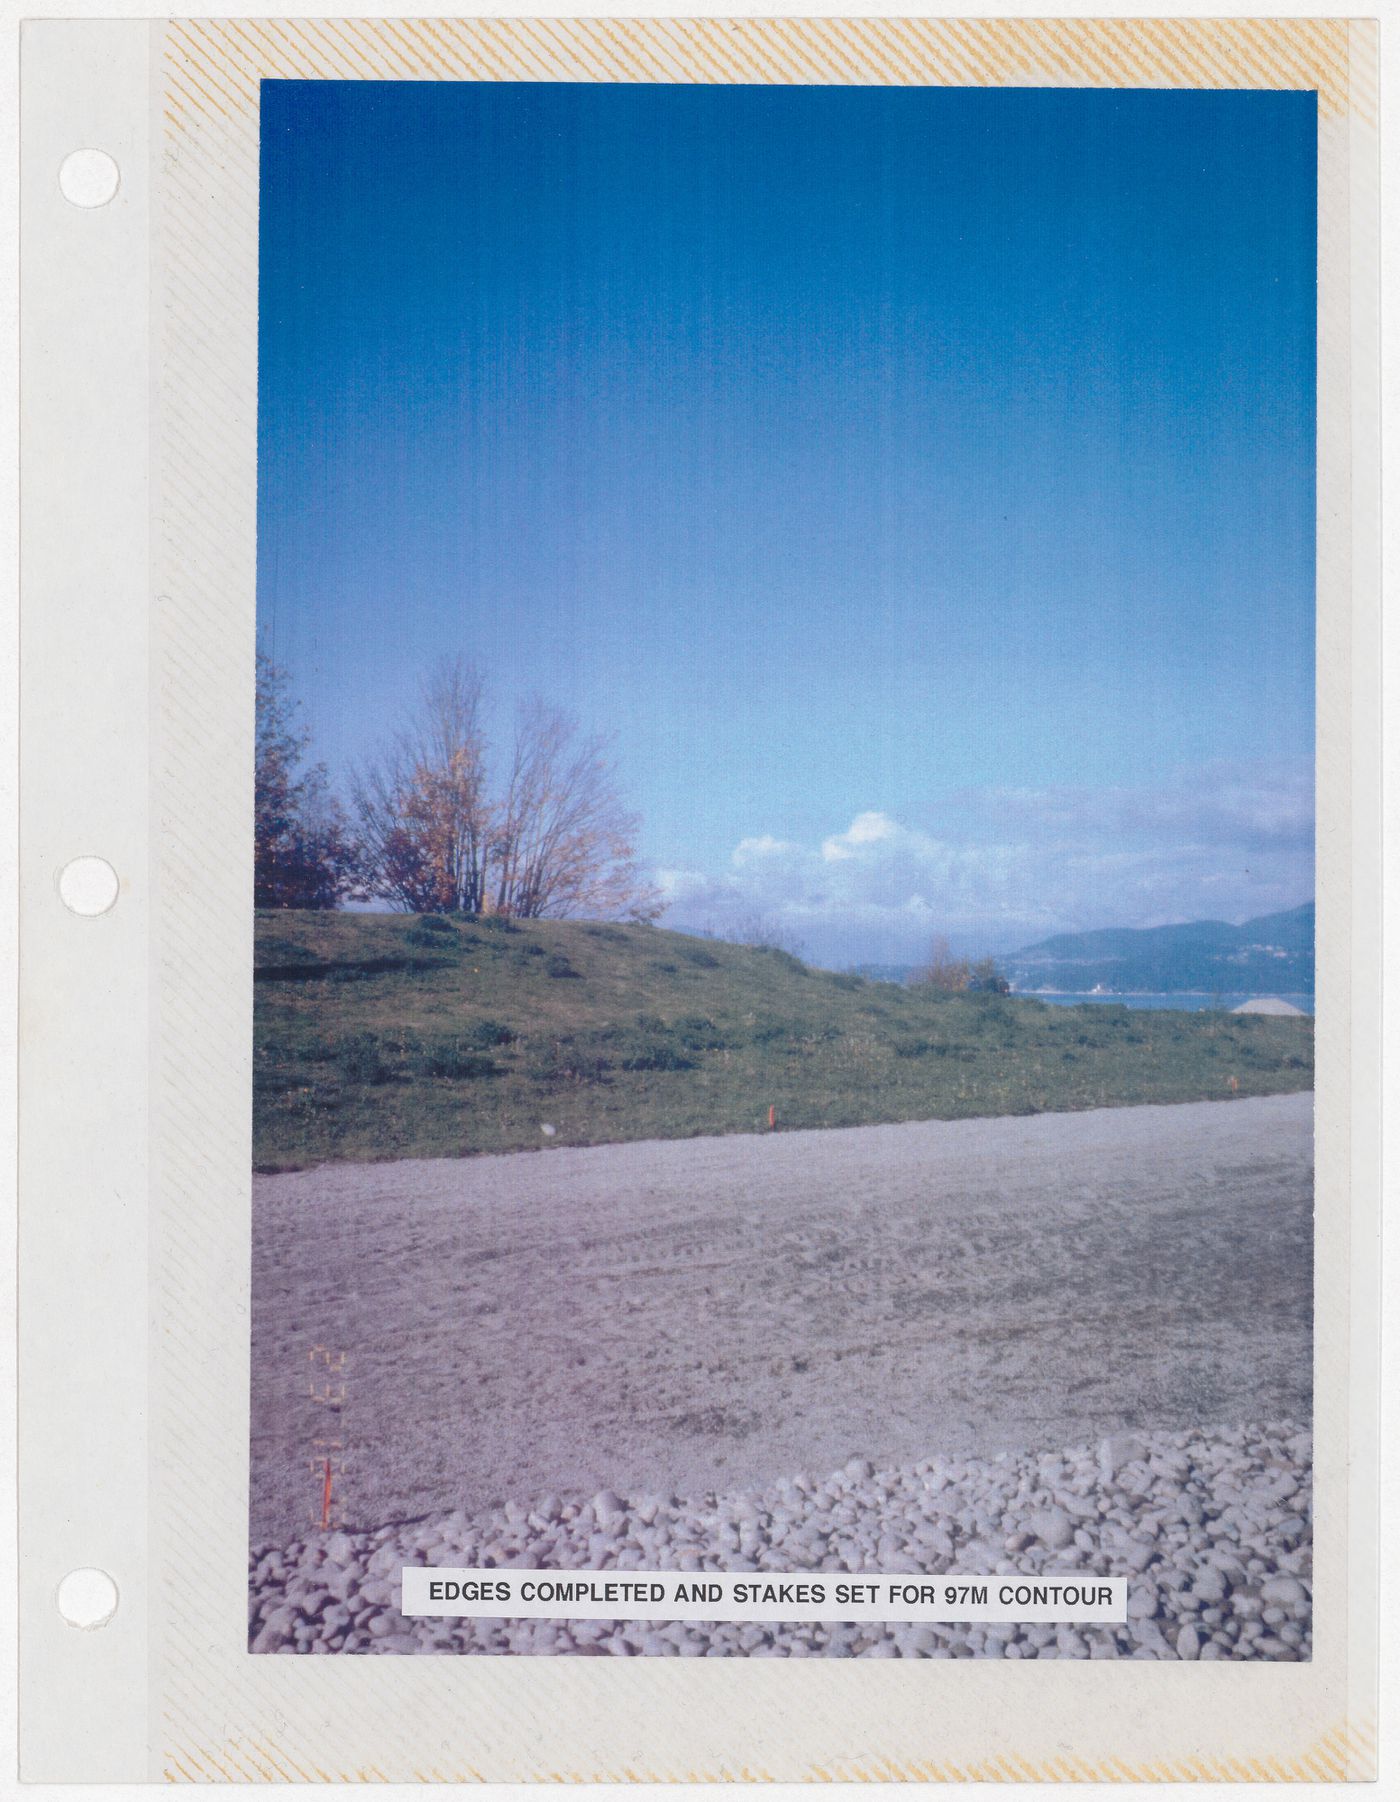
top-left (56, 1567), bottom-right (119, 1631)
top-left (58, 148), bottom-right (120, 209)
top-left (58, 856), bottom-right (120, 916)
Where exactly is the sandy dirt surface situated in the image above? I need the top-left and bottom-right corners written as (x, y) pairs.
top-left (250, 1094), bottom-right (1312, 1544)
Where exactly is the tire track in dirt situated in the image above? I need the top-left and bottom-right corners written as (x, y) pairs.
top-left (250, 1093), bottom-right (1312, 1542)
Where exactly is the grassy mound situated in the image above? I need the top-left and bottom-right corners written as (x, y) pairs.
top-left (253, 912), bottom-right (1314, 1170)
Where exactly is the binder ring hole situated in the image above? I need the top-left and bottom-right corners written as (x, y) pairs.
top-left (59, 148), bottom-right (120, 209)
top-left (57, 1567), bottom-right (118, 1631)
top-left (58, 856), bottom-right (120, 916)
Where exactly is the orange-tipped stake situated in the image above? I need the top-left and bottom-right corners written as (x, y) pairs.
top-left (768, 1105), bottom-right (776, 1131)
top-left (321, 1457), bottom-right (333, 1529)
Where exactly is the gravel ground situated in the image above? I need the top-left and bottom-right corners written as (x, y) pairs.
top-left (251, 1095), bottom-right (1312, 1542)
top-left (250, 1095), bottom-right (1312, 1660)
top-left (249, 1420), bottom-right (1311, 1659)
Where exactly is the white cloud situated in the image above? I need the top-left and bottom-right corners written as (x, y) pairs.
top-left (821, 811), bottom-right (904, 860)
top-left (732, 834), bottom-right (801, 865)
top-left (973, 759), bottom-right (1314, 852)
top-left (658, 760), bottom-right (1314, 967)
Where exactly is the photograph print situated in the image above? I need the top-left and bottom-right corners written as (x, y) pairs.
top-left (249, 76), bottom-right (1316, 1660)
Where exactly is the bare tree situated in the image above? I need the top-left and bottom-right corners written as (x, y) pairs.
top-left (353, 662), bottom-right (662, 922)
top-left (490, 699), bottom-right (661, 920)
top-left (727, 908), bottom-right (807, 959)
top-left (913, 934), bottom-right (971, 994)
top-left (351, 659), bottom-right (491, 913)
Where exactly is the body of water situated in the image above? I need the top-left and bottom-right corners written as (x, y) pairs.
top-left (1023, 991), bottom-right (1314, 1015)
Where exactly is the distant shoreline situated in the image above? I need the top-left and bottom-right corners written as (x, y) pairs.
top-left (1021, 989), bottom-right (1315, 1015)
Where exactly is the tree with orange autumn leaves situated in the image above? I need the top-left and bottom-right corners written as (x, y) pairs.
top-left (351, 659), bottom-right (663, 921)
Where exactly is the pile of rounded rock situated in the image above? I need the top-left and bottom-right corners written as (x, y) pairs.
top-left (249, 1421), bottom-right (1311, 1659)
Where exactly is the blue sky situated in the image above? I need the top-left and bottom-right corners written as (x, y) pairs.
top-left (258, 79), bottom-right (1316, 965)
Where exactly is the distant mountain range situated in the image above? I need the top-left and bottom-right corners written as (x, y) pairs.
top-left (853, 903), bottom-right (1315, 996)
top-left (1003, 902), bottom-right (1314, 995)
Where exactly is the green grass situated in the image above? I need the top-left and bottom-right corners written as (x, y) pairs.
top-left (253, 911), bottom-right (1315, 1170)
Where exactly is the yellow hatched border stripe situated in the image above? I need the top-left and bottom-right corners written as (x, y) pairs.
top-left (163, 15), bottom-right (1357, 127)
top-left (164, 1714), bottom-right (1377, 1784)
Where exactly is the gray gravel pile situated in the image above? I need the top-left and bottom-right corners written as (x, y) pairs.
top-left (249, 1421), bottom-right (1311, 1660)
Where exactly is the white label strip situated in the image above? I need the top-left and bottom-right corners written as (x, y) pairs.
top-left (401, 1570), bottom-right (1127, 1624)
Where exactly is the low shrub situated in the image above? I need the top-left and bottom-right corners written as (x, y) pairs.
top-left (617, 1041), bottom-right (694, 1073)
top-left (759, 947), bottom-right (808, 975)
top-left (337, 1032), bottom-right (392, 1086)
top-left (465, 1018), bottom-right (515, 1048)
top-left (674, 1014), bottom-right (730, 1050)
top-left (525, 1038), bottom-right (612, 1085)
top-left (256, 937), bottom-right (321, 968)
top-left (417, 1044), bottom-right (502, 1081)
top-left (405, 925), bottom-right (459, 949)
